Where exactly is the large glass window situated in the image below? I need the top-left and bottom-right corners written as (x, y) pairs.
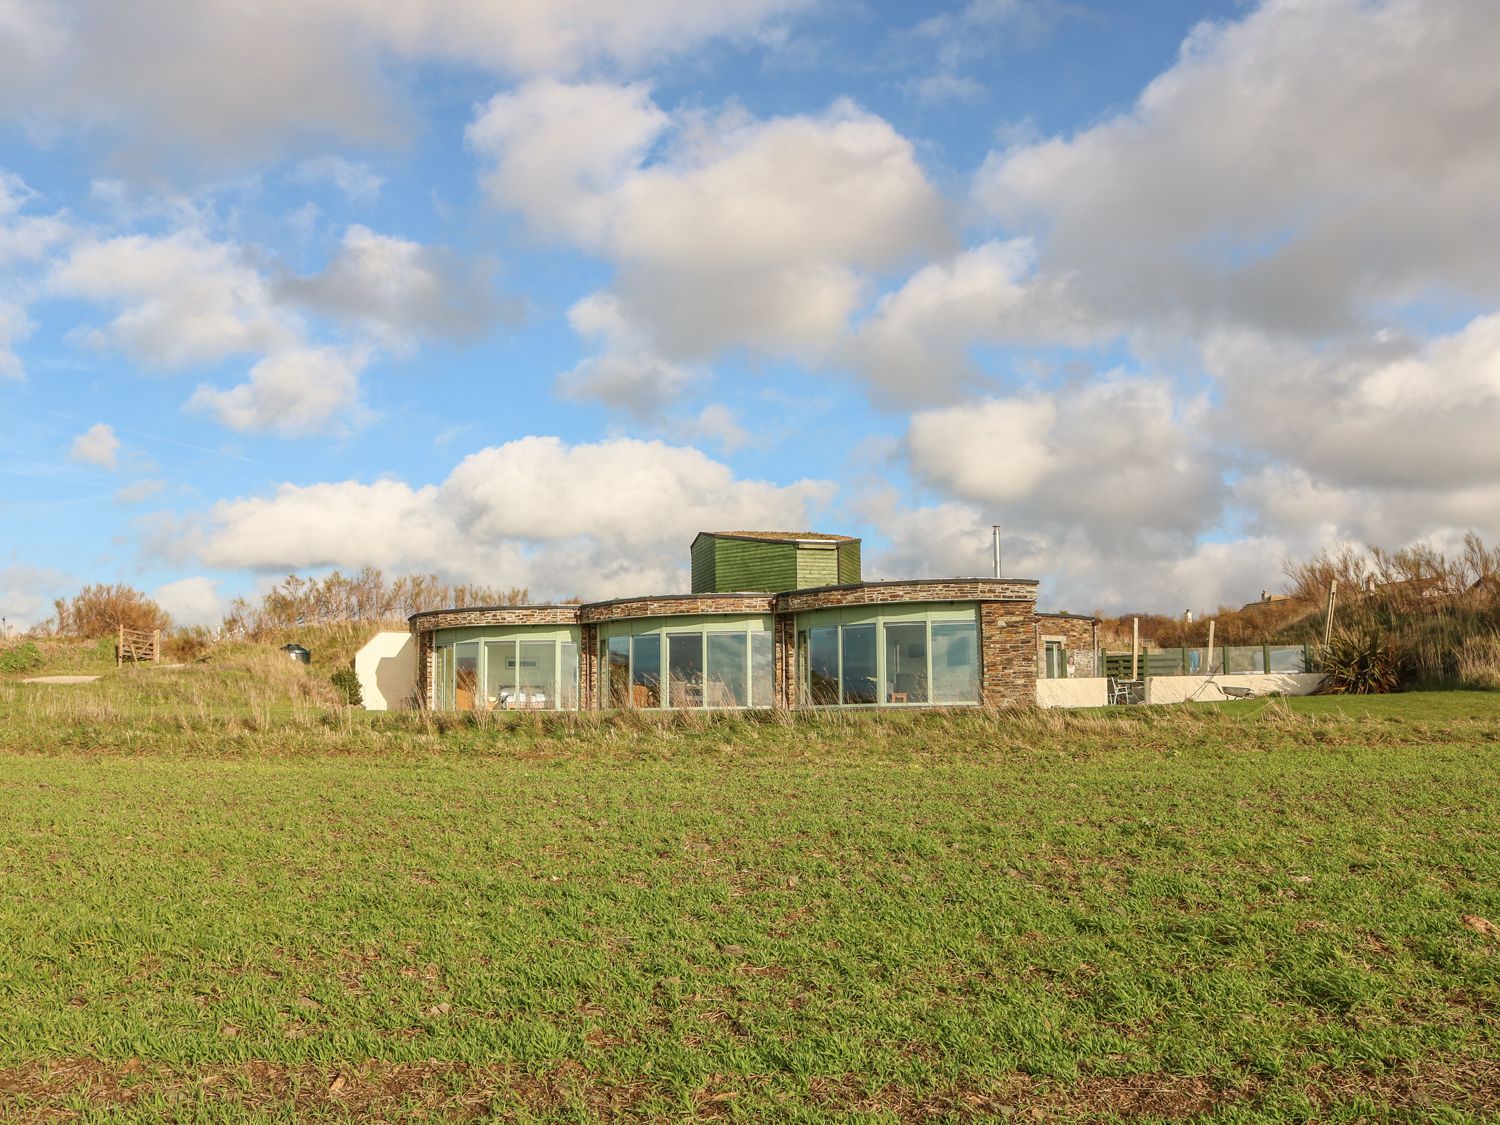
top-left (750, 631), bottom-right (773, 707)
top-left (454, 641), bottom-right (480, 711)
top-left (841, 624), bottom-right (877, 704)
top-left (559, 643), bottom-right (579, 710)
top-left (483, 639), bottom-right (515, 706)
top-left (518, 639), bottom-right (555, 707)
top-left (800, 611), bottom-right (980, 707)
top-left (606, 636), bottom-right (630, 707)
top-left (809, 626), bottom-right (840, 705)
top-left (436, 644), bottom-right (455, 710)
top-left (706, 632), bottom-right (748, 708)
top-left (631, 634), bottom-right (662, 708)
top-left (884, 622), bottom-right (928, 703)
top-left (931, 621), bottom-right (979, 703)
top-left (668, 633), bottom-right (705, 708)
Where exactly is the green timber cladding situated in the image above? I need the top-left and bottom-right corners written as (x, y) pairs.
top-left (690, 532), bottom-right (861, 594)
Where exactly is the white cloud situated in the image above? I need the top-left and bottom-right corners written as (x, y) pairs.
top-left (0, 169), bottom-right (70, 265)
top-left (686, 404), bottom-right (752, 454)
top-left (1207, 313), bottom-right (1500, 490)
top-left (844, 239), bottom-right (1101, 402)
top-left (115, 478), bottom-right (166, 503)
top-left (906, 374), bottom-right (1221, 546)
top-left (973, 0), bottom-right (1500, 338)
top-left (468, 80), bottom-right (669, 243)
top-left (152, 575), bottom-right (223, 627)
top-left (0, 0), bottom-right (807, 159)
top-left (292, 156), bottom-right (383, 204)
top-left (555, 293), bottom-right (696, 417)
top-left (67, 421), bottom-right (121, 469)
top-left (50, 230), bottom-right (297, 368)
top-left (278, 224), bottom-right (515, 350)
top-left (0, 563), bottom-right (71, 635)
top-left (0, 299), bottom-right (32, 380)
top-left (188, 346), bottom-right (369, 437)
top-left (193, 435), bottom-right (834, 599)
top-left (473, 86), bottom-right (951, 390)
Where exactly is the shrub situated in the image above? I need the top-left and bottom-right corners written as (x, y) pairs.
top-left (0, 642), bottom-right (44, 675)
top-left (52, 584), bottom-right (170, 638)
top-left (1455, 630), bottom-right (1500, 691)
top-left (330, 666), bottom-right (363, 708)
top-left (165, 625), bottom-right (216, 663)
top-left (1318, 630), bottom-right (1401, 694)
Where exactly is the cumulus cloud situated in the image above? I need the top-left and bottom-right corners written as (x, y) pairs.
top-left (973, 0), bottom-right (1500, 339)
top-left (187, 346), bottom-right (369, 437)
top-left (0, 563), bottom-right (71, 634)
top-left (115, 478), bottom-right (166, 503)
top-left (0, 299), bottom-right (31, 380)
top-left (555, 293), bottom-right (696, 417)
top-left (68, 421), bottom-right (121, 469)
top-left (472, 85), bottom-right (951, 406)
top-left (905, 374), bottom-right (1221, 547)
top-left (193, 435), bottom-right (834, 598)
top-left (0, 169), bottom-right (70, 266)
top-left (278, 224), bottom-right (516, 350)
top-left (152, 575), bottom-right (223, 627)
top-left (843, 239), bottom-right (1101, 402)
top-left (1207, 314), bottom-right (1500, 490)
top-left (50, 230), bottom-right (297, 368)
top-left (0, 0), bottom-right (807, 159)
top-left (292, 156), bottom-right (383, 204)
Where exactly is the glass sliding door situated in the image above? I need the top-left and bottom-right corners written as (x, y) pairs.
top-left (808, 626), bottom-right (840, 705)
top-left (483, 639), bottom-right (515, 708)
top-left (667, 633), bottom-right (705, 708)
top-left (750, 631), bottom-right (773, 707)
top-left (435, 645), bottom-right (455, 710)
top-left (930, 620), bottom-right (979, 703)
top-left (606, 636), bottom-right (630, 707)
top-left (454, 641), bottom-right (480, 711)
top-left (884, 622), bottom-right (928, 703)
top-left (559, 643), bottom-right (579, 710)
top-left (841, 624), bottom-right (877, 704)
top-left (516, 639), bottom-right (555, 708)
top-left (705, 632), bottom-right (748, 708)
top-left (631, 633), bottom-right (662, 708)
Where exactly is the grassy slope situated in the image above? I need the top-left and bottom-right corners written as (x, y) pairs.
top-left (0, 677), bottom-right (1497, 1121)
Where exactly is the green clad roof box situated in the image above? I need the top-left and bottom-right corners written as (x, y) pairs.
top-left (690, 531), bottom-right (861, 594)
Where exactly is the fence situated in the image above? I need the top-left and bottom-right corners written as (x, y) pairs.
top-left (1103, 644), bottom-right (1316, 680)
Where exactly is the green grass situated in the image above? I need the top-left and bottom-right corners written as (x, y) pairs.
top-left (0, 677), bottom-right (1498, 1121)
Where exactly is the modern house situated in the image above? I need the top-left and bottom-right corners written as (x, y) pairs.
top-left (401, 531), bottom-right (1091, 712)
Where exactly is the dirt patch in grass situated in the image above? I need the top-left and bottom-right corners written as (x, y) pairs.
top-left (5, 1056), bottom-right (1497, 1121)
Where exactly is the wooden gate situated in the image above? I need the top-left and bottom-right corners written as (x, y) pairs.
top-left (118, 626), bottom-right (161, 666)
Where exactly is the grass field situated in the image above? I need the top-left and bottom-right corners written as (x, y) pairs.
top-left (1, 666), bottom-right (1498, 1121)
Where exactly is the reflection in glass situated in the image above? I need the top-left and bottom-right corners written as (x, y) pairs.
top-left (808, 626), bottom-right (840, 705)
top-left (706, 632), bottom-right (748, 707)
top-left (930, 621), bottom-right (979, 703)
top-left (884, 622), bottom-right (928, 703)
top-left (631, 633), bottom-right (661, 707)
top-left (607, 636), bottom-right (630, 707)
top-left (559, 643), bottom-right (579, 710)
top-left (750, 631), bottom-right (773, 707)
top-left (517, 639), bottom-right (555, 708)
top-left (454, 641), bottom-right (480, 711)
top-left (668, 632), bottom-right (705, 708)
top-left (841, 624), bottom-right (877, 704)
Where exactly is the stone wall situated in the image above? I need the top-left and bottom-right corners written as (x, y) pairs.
top-left (579, 593), bottom-right (775, 624)
top-left (580, 623), bottom-right (599, 711)
top-left (1035, 613), bottom-right (1100, 678)
top-left (777, 578), bottom-right (1038, 614)
top-left (409, 605), bottom-right (581, 632)
top-left (979, 602), bottom-right (1040, 708)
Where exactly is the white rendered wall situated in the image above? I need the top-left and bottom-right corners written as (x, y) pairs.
top-left (1036, 678), bottom-right (1110, 708)
top-left (355, 632), bottom-right (417, 710)
top-left (1145, 673), bottom-right (1325, 704)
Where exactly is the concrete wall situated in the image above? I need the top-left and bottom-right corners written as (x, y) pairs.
top-left (355, 632), bottom-right (418, 711)
top-left (1145, 673), bottom-right (1325, 704)
top-left (1037, 678), bottom-right (1109, 708)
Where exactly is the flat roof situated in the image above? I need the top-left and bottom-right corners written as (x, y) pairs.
top-left (693, 530), bottom-right (858, 545)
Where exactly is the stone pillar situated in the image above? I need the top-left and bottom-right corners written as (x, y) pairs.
top-left (774, 613), bottom-right (797, 709)
top-left (979, 601), bottom-right (1038, 708)
top-left (579, 624), bottom-right (599, 711)
top-left (415, 629), bottom-right (434, 710)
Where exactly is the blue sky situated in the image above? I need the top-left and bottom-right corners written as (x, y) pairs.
top-left (3, 0), bottom-right (1498, 630)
